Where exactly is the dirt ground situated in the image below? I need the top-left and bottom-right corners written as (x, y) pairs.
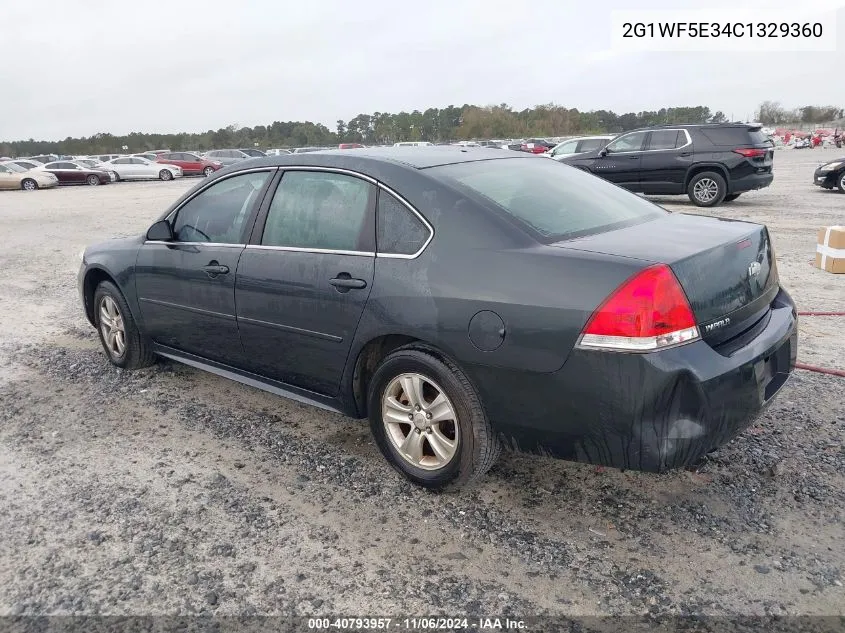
top-left (0, 149), bottom-right (843, 624)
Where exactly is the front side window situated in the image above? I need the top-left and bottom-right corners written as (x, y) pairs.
top-left (376, 190), bottom-right (429, 255)
top-left (428, 157), bottom-right (665, 242)
top-left (261, 171), bottom-right (374, 252)
top-left (130, 158), bottom-right (147, 165)
top-left (649, 130), bottom-right (682, 150)
top-left (606, 131), bottom-right (647, 153)
top-left (172, 171), bottom-right (271, 244)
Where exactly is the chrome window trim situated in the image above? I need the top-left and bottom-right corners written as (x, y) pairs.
top-left (374, 183), bottom-right (434, 260)
top-left (246, 244), bottom-right (375, 257)
top-left (164, 167), bottom-right (278, 223)
top-left (604, 129), bottom-right (692, 155)
top-left (256, 166), bottom-right (435, 260)
top-left (144, 240), bottom-right (246, 248)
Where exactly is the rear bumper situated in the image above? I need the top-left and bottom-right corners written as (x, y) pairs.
top-left (729, 172), bottom-right (773, 194)
top-left (472, 288), bottom-right (798, 472)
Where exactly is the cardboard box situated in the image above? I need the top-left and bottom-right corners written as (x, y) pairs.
top-left (815, 226), bottom-right (845, 274)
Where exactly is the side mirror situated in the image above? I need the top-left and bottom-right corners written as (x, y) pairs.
top-left (599, 148), bottom-right (609, 157)
top-left (146, 219), bottom-right (174, 241)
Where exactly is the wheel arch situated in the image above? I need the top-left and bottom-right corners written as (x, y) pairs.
top-left (684, 163), bottom-right (729, 189)
top-left (82, 266), bottom-right (124, 327)
top-left (349, 334), bottom-right (467, 419)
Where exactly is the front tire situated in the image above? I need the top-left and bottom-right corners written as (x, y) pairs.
top-left (159, 169), bottom-right (173, 181)
top-left (723, 193), bottom-right (741, 202)
top-left (203, 166), bottom-right (214, 177)
top-left (93, 281), bottom-right (155, 370)
top-left (86, 174), bottom-right (100, 186)
top-left (367, 346), bottom-right (500, 490)
top-left (21, 178), bottom-right (38, 191)
top-left (838, 172), bottom-right (845, 193)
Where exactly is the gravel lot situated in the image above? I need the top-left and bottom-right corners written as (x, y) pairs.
top-left (0, 149), bottom-right (843, 625)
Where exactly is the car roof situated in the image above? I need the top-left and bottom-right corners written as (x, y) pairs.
top-left (237, 146), bottom-right (528, 170)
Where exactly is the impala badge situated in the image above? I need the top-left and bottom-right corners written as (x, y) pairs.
top-left (748, 261), bottom-right (761, 278)
top-left (704, 317), bottom-right (731, 333)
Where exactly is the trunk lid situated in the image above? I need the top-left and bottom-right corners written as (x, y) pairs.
top-left (552, 213), bottom-right (779, 345)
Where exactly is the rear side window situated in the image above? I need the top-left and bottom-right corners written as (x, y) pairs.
top-left (699, 127), bottom-right (766, 146)
top-left (427, 158), bottom-right (665, 242)
top-left (377, 190), bottom-right (430, 256)
top-left (261, 171), bottom-right (374, 252)
top-left (648, 130), bottom-right (681, 150)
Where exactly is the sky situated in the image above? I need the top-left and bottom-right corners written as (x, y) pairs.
top-left (1, 0), bottom-right (843, 141)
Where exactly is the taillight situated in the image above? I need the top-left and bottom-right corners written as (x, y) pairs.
top-left (733, 148), bottom-right (767, 158)
top-left (577, 264), bottom-right (699, 352)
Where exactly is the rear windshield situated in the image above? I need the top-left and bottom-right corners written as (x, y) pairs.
top-left (426, 157), bottom-right (666, 242)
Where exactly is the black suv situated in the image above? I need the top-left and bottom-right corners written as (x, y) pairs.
top-left (561, 124), bottom-right (774, 207)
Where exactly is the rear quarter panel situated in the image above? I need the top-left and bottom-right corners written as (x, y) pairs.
top-left (346, 173), bottom-right (649, 376)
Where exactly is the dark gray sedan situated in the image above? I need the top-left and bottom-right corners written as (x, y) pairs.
top-left (78, 148), bottom-right (798, 489)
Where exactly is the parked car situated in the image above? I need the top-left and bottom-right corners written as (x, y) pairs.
top-left (393, 141), bottom-right (433, 147)
top-left (134, 153), bottom-right (159, 161)
top-left (813, 156), bottom-right (845, 192)
top-left (264, 149), bottom-right (293, 156)
top-left (239, 148), bottom-right (267, 158)
top-left (0, 162), bottom-right (59, 190)
top-left (339, 143), bottom-right (365, 149)
top-left (25, 154), bottom-right (59, 164)
top-left (561, 124), bottom-right (775, 207)
top-left (291, 147), bottom-right (330, 154)
top-left (203, 149), bottom-right (254, 165)
top-left (521, 139), bottom-right (555, 154)
top-left (5, 159), bottom-right (44, 171)
top-left (75, 158), bottom-right (111, 170)
top-left (38, 160), bottom-right (113, 185)
top-left (547, 136), bottom-right (614, 161)
top-left (155, 152), bottom-right (223, 177)
top-left (89, 154), bottom-right (123, 163)
top-left (104, 156), bottom-right (183, 181)
top-left (78, 148), bottom-right (797, 489)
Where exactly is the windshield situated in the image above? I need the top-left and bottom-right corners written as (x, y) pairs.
top-left (426, 157), bottom-right (666, 242)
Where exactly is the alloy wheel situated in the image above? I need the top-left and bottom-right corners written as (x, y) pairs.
top-left (99, 296), bottom-right (126, 359)
top-left (382, 373), bottom-right (459, 471)
top-left (22, 179), bottom-right (36, 191)
top-left (693, 178), bottom-right (719, 203)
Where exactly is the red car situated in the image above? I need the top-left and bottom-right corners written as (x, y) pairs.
top-left (155, 152), bottom-right (223, 177)
top-left (338, 143), bottom-right (365, 149)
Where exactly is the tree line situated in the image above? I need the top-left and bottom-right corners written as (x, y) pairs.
top-left (2, 101), bottom-right (841, 157)
top-left (755, 101), bottom-right (843, 126)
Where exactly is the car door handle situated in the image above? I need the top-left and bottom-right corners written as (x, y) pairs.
top-left (628, 155), bottom-right (640, 159)
top-left (202, 262), bottom-right (229, 276)
top-left (329, 275), bottom-right (367, 290)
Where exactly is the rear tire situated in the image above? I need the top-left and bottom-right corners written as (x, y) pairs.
top-left (723, 193), bottom-right (741, 202)
top-left (93, 281), bottom-right (155, 370)
top-left (21, 178), bottom-right (38, 191)
top-left (367, 346), bottom-right (500, 490)
top-left (687, 171), bottom-right (726, 207)
top-left (86, 174), bottom-right (100, 186)
top-left (159, 169), bottom-right (173, 181)
top-left (837, 172), bottom-right (845, 194)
